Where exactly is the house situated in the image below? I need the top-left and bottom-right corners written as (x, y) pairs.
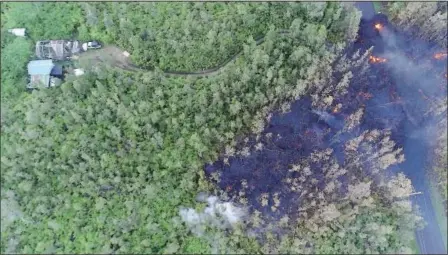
top-left (35, 40), bottom-right (101, 60)
top-left (35, 40), bottom-right (82, 60)
top-left (27, 60), bottom-right (63, 89)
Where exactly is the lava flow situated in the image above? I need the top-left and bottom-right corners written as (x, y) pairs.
top-left (374, 23), bottom-right (383, 31)
top-left (332, 106), bottom-right (340, 113)
top-left (369, 55), bottom-right (388, 63)
top-left (434, 52), bottom-right (447, 60)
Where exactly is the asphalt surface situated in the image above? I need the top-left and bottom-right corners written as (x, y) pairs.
top-left (355, 2), bottom-right (447, 254)
top-left (161, 30), bottom-right (290, 77)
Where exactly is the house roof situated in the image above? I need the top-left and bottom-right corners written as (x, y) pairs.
top-left (29, 74), bottom-right (51, 89)
top-left (28, 60), bottom-right (54, 75)
top-left (35, 40), bottom-right (81, 60)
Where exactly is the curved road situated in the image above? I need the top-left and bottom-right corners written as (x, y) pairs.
top-left (85, 5), bottom-right (447, 253)
top-left (109, 30), bottom-right (290, 77)
top-left (163, 30), bottom-right (290, 76)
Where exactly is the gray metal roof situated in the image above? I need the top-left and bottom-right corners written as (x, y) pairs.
top-left (27, 60), bottom-right (56, 88)
top-left (27, 60), bottom-right (54, 75)
top-left (35, 40), bottom-right (82, 60)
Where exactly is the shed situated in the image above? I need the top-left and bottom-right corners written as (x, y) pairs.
top-left (27, 60), bottom-right (61, 88)
top-left (8, 28), bottom-right (26, 37)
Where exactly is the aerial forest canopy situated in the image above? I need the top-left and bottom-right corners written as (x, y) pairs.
top-left (1, 2), bottom-right (440, 254)
top-left (2, 2), bottom-right (353, 71)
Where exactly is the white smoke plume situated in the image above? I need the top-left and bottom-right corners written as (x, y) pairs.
top-left (179, 195), bottom-right (247, 237)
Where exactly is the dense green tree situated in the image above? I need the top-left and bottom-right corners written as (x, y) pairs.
top-left (0, 34), bottom-right (32, 102)
top-left (0, 2), bottom-right (427, 254)
top-left (387, 2), bottom-right (447, 48)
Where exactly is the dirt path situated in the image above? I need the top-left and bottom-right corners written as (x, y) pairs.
top-left (77, 30), bottom-right (290, 77)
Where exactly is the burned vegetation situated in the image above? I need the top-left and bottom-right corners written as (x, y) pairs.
top-left (1, 2), bottom-right (446, 254)
top-left (204, 13), bottom-right (446, 253)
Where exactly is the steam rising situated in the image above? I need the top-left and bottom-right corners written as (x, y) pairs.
top-left (378, 24), bottom-right (446, 138)
top-left (312, 109), bottom-right (344, 129)
top-left (179, 196), bottom-right (246, 236)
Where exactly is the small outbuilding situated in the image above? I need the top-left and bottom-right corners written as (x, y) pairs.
top-left (8, 28), bottom-right (26, 37)
top-left (27, 60), bottom-right (63, 89)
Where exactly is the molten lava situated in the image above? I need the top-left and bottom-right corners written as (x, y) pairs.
top-left (434, 52), bottom-right (447, 59)
top-left (369, 55), bottom-right (388, 64)
top-left (374, 23), bottom-right (383, 31)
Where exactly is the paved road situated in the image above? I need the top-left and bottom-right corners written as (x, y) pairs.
top-left (355, 2), bottom-right (447, 254)
top-left (86, 4), bottom-right (447, 253)
top-left (104, 30), bottom-right (290, 77)
top-left (355, 2), bottom-right (376, 20)
top-left (402, 132), bottom-right (447, 255)
top-left (162, 30), bottom-right (290, 77)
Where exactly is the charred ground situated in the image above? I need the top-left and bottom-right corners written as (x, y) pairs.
top-left (204, 13), bottom-right (447, 233)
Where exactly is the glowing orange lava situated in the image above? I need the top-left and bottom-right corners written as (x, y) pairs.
top-left (374, 23), bottom-right (383, 30)
top-left (434, 52), bottom-right (447, 59)
top-left (369, 55), bottom-right (388, 63)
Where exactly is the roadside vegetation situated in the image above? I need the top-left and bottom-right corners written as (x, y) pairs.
top-left (387, 1), bottom-right (447, 211)
top-left (0, 2), bottom-right (433, 254)
top-left (387, 2), bottom-right (447, 48)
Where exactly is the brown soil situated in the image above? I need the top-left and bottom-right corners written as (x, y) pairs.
top-left (77, 46), bottom-right (140, 71)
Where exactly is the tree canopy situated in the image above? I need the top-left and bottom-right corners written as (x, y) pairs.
top-left (0, 2), bottom-right (426, 254)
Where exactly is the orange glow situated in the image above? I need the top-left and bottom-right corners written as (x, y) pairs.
top-left (374, 23), bottom-right (383, 30)
top-left (369, 55), bottom-right (388, 63)
top-left (332, 106), bottom-right (340, 113)
top-left (434, 52), bottom-right (447, 59)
